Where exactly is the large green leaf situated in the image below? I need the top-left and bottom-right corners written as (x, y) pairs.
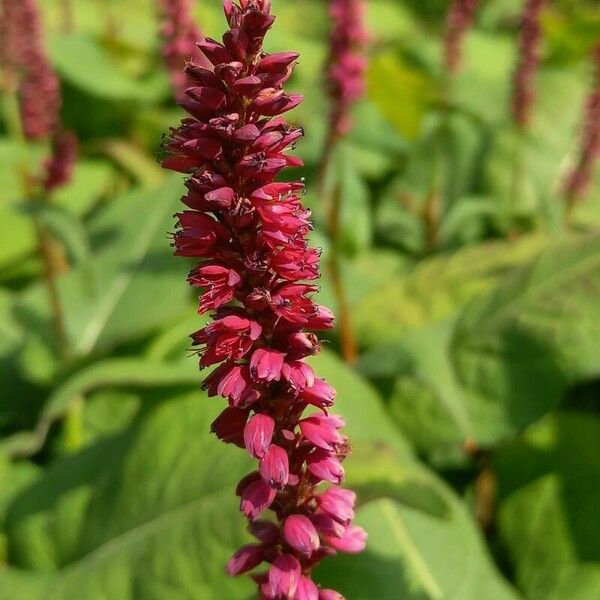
top-left (452, 233), bottom-right (600, 435)
top-left (316, 494), bottom-right (518, 600)
top-left (15, 176), bottom-right (190, 360)
top-left (452, 32), bottom-right (516, 123)
top-left (360, 234), bottom-right (600, 452)
top-left (49, 35), bottom-right (168, 102)
top-left (354, 234), bottom-right (547, 347)
top-left (0, 357), bottom-right (201, 459)
top-left (316, 354), bottom-right (515, 599)
top-left (0, 391), bottom-right (254, 600)
top-left (496, 412), bottom-right (600, 600)
top-left (368, 50), bottom-right (438, 139)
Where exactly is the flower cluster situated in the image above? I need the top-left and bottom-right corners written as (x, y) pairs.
top-left (563, 45), bottom-right (600, 205)
top-left (43, 130), bottom-right (79, 192)
top-left (157, 0), bottom-right (209, 100)
top-left (512, 0), bottom-right (546, 128)
top-left (0, 0), bottom-right (77, 192)
top-left (325, 0), bottom-right (369, 138)
top-left (443, 0), bottom-right (480, 73)
top-left (162, 1), bottom-right (365, 597)
top-left (0, 0), bottom-right (61, 139)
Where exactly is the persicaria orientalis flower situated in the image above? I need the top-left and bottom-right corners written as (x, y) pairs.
top-left (161, 1), bottom-right (366, 597)
top-left (563, 45), bottom-right (600, 205)
top-left (443, 0), bottom-right (480, 73)
top-left (0, 0), bottom-right (60, 139)
top-left (0, 0), bottom-right (77, 191)
top-left (512, 0), bottom-right (546, 128)
top-left (325, 0), bottom-right (369, 138)
top-left (157, 0), bottom-right (210, 100)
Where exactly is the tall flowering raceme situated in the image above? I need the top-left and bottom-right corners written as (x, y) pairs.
top-left (563, 45), bottom-right (600, 207)
top-left (512, 0), bottom-right (546, 128)
top-left (0, 0), bottom-right (77, 352)
top-left (0, 0), bottom-right (77, 184)
top-left (0, 0), bottom-right (61, 139)
top-left (317, 0), bottom-right (369, 365)
top-left (443, 0), bottom-right (479, 74)
top-left (324, 0), bottom-right (368, 143)
top-left (157, 0), bottom-right (209, 100)
top-left (161, 1), bottom-right (366, 597)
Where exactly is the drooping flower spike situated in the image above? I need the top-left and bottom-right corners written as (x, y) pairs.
top-left (443, 0), bottom-right (480, 74)
top-left (161, 1), bottom-right (366, 597)
top-left (563, 44), bottom-right (600, 207)
top-left (512, 0), bottom-right (546, 128)
top-left (157, 0), bottom-right (210, 100)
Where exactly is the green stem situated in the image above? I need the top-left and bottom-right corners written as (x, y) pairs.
top-left (327, 183), bottom-right (358, 364)
top-left (60, 0), bottom-right (75, 34)
top-left (62, 395), bottom-right (85, 453)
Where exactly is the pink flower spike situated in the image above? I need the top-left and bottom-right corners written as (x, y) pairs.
top-left (240, 478), bottom-right (277, 520)
top-left (295, 576), bottom-right (319, 600)
top-left (244, 413), bottom-right (275, 458)
top-left (260, 444), bottom-right (289, 489)
top-left (226, 544), bottom-right (265, 576)
top-left (250, 348), bottom-right (285, 381)
top-left (307, 450), bottom-right (345, 484)
top-left (268, 554), bottom-right (301, 599)
top-left (162, 1), bottom-right (363, 593)
top-left (324, 524), bottom-right (367, 554)
top-left (283, 514), bottom-right (320, 556)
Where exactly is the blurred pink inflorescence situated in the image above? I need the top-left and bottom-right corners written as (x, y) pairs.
top-left (43, 130), bottom-right (79, 192)
top-left (443, 0), bottom-right (480, 73)
top-left (563, 45), bottom-right (600, 204)
top-left (158, 0), bottom-right (209, 100)
top-left (0, 0), bottom-right (61, 140)
top-left (0, 0), bottom-right (77, 193)
top-left (325, 0), bottom-right (369, 138)
top-left (512, 0), bottom-right (546, 128)
top-left (161, 1), bottom-right (366, 597)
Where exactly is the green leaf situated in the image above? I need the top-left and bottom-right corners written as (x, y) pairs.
top-left (353, 234), bottom-right (548, 347)
top-left (361, 234), bottom-right (600, 452)
top-left (45, 358), bottom-right (199, 423)
top-left (19, 203), bottom-right (90, 266)
top-left (0, 357), bottom-right (198, 459)
top-left (49, 35), bottom-right (168, 102)
top-left (15, 176), bottom-right (190, 358)
top-left (53, 160), bottom-right (115, 217)
top-left (316, 493), bottom-right (518, 600)
top-left (453, 32), bottom-right (516, 123)
top-left (0, 203), bottom-right (37, 270)
top-left (368, 50), bottom-right (438, 139)
top-left (0, 391), bottom-right (254, 600)
top-left (311, 350), bottom-right (413, 461)
top-left (452, 234), bottom-right (600, 435)
top-left (496, 412), bottom-right (600, 600)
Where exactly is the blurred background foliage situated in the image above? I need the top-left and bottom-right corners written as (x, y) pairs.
top-left (0, 0), bottom-right (600, 598)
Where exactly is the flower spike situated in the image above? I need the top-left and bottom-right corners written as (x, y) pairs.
top-left (161, 1), bottom-right (365, 596)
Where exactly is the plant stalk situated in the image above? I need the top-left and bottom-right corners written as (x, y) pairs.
top-left (327, 182), bottom-right (358, 364)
